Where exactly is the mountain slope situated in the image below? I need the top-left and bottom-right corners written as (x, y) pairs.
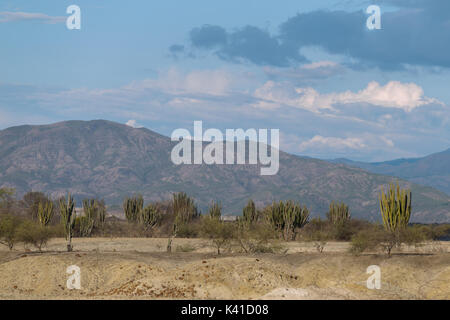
top-left (332, 148), bottom-right (450, 195)
top-left (0, 120), bottom-right (449, 223)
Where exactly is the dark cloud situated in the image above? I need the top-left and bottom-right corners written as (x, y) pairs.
top-left (181, 1), bottom-right (450, 69)
top-left (169, 44), bottom-right (185, 53)
top-left (189, 25), bottom-right (305, 67)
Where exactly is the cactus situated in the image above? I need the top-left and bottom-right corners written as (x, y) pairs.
top-left (123, 195), bottom-right (143, 223)
top-left (173, 192), bottom-right (198, 225)
top-left (95, 199), bottom-right (106, 229)
top-left (139, 204), bottom-right (161, 231)
top-left (379, 182), bottom-right (412, 233)
top-left (327, 201), bottom-right (350, 225)
top-left (79, 199), bottom-right (96, 237)
top-left (208, 201), bottom-right (222, 220)
top-left (241, 199), bottom-right (258, 225)
top-left (266, 201), bottom-right (309, 241)
top-left (37, 200), bottom-right (53, 226)
top-left (59, 193), bottom-right (76, 252)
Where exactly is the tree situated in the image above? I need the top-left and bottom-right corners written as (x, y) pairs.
top-left (200, 217), bottom-right (234, 255)
top-left (59, 193), bottom-right (76, 252)
top-left (0, 214), bottom-right (21, 250)
top-left (17, 221), bottom-right (53, 252)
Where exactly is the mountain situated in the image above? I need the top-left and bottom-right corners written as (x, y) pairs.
top-left (0, 120), bottom-right (449, 223)
top-left (332, 148), bottom-right (450, 196)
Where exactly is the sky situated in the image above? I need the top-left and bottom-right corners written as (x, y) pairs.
top-left (1, 0), bottom-right (450, 161)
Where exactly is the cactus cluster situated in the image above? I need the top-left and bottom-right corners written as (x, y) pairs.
top-left (241, 199), bottom-right (258, 225)
top-left (265, 201), bottom-right (309, 241)
top-left (208, 201), bottom-right (222, 220)
top-left (173, 192), bottom-right (199, 225)
top-left (327, 201), bottom-right (350, 225)
top-left (379, 182), bottom-right (412, 233)
top-left (139, 204), bottom-right (161, 231)
top-left (123, 195), bottom-right (144, 223)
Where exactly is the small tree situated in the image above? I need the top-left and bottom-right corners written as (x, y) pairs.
top-left (18, 221), bottom-right (53, 252)
top-left (200, 217), bottom-right (234, 255)
top-left (0, 214), bottom-right (21, 250)
top-left (60, 193), bottom-right (76, 252)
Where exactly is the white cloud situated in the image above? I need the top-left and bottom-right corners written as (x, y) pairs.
top-left (253, 80), bottom-right (441, 112)
top-left (298, 135), bottom-right (367, 152)
top-left (0, 11), bottom-right (65, 24)
top-left (125, 120), bottom-right (143, 128)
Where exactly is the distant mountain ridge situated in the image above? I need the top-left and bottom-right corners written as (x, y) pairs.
top-left (0, 120), bottom-right (449, 223)
top-left (331, 148), bottom-right (450, 195)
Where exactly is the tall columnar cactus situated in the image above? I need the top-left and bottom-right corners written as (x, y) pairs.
top-left (139, 204), bottom-right (161, 231)
top-left (95, 199), bottom-right (106, 229)
top-left (173, 192), bottom-right (198, 225)
top-left (266, 200), bottom-right (309, 241)
top-left (327, 201), bottom-right (350, 225)
top-left (379, 183), bottom-right (412, 233)
top-left (79, 199), bottom-right (96, 237)
top-left (208, 201), bottom-right (222, 220)
top-left (37, 200), bottom-right (53, 226)
top-left (59, 193), bottom-right (76, 252)
top-left (123, 195), bottom-right (143, 223)
top-left (242, 199), bottom-right (257, 225)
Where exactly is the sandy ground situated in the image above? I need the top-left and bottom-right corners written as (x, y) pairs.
top-left (0, 238), bottom-right (448, 300)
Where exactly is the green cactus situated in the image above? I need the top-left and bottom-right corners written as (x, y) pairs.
top-left (266, 200), bottom-right (309, 241)
top-left (139, 204), bottom-right (161, 231)
top-left (123, 195), bottom-right (143, 223)
top-left (79, 199), bottom-right (96, 237)
top-left (242, 199), bottom-right (258, 225)
top-left (379, 182), bottom-right (412, 233)
top-left (59, 193), bottom-right (76, 252)
top-left (327, 201), bottom-right (350, 225)
top-left (208, 201), bottom-right (222, 220)
top-left (173, 192), bottom-right (198, 225)
top-left (37, 200), bottom-right (53, 226)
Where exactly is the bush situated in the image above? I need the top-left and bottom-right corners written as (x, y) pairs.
top-left (200, 217), bottom-right (235, 255)
top-left (17, 221), bottom-right (54, 252)
top-left (235, 221), bottom-right (280, 253)
top-left (0, 214), bottom-right (22, 250)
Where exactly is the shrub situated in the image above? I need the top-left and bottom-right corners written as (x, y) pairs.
top-left (200, 217), bottom-right (234, 255)
top-left (17, 221), bottom-right (54, 252)
top-left (235, 220), bottom-right (280, 253)
top-left (0, 214), bottom-right (22, 250)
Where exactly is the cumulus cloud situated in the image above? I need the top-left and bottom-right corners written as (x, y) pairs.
top-left (253, 80), bottom-right (440, 112)
top-left (0, 11), bottom-right (65, 24)
top-left (125, 120), bottom-right (143, 128)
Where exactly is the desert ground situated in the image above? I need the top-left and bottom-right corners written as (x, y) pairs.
top-left (0, 238), bottom-right (448, 300)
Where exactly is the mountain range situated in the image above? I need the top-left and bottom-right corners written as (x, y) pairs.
top-left (0, 120), bottom-right (449, 223)
top-left (332, 148), bottom-right (450, 196)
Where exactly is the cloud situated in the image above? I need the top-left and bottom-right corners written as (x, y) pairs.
top-left (182, 2), bottom-right (450, 69)
top-left (125, 120), bottom-right (143, 128)
top-left (189, 25), bottom-right (305, 67)
top-left (253, 80), bottom-right (440, 112)
top-left (263, 61), bottom-right (345, 84)
top-left (299, 135), bottom-right (367, 151)
top-left (0, 11), bottom-right (65, 24)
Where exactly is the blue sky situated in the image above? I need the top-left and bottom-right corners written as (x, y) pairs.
top-left (1, 0), bottom-right (450, 161)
